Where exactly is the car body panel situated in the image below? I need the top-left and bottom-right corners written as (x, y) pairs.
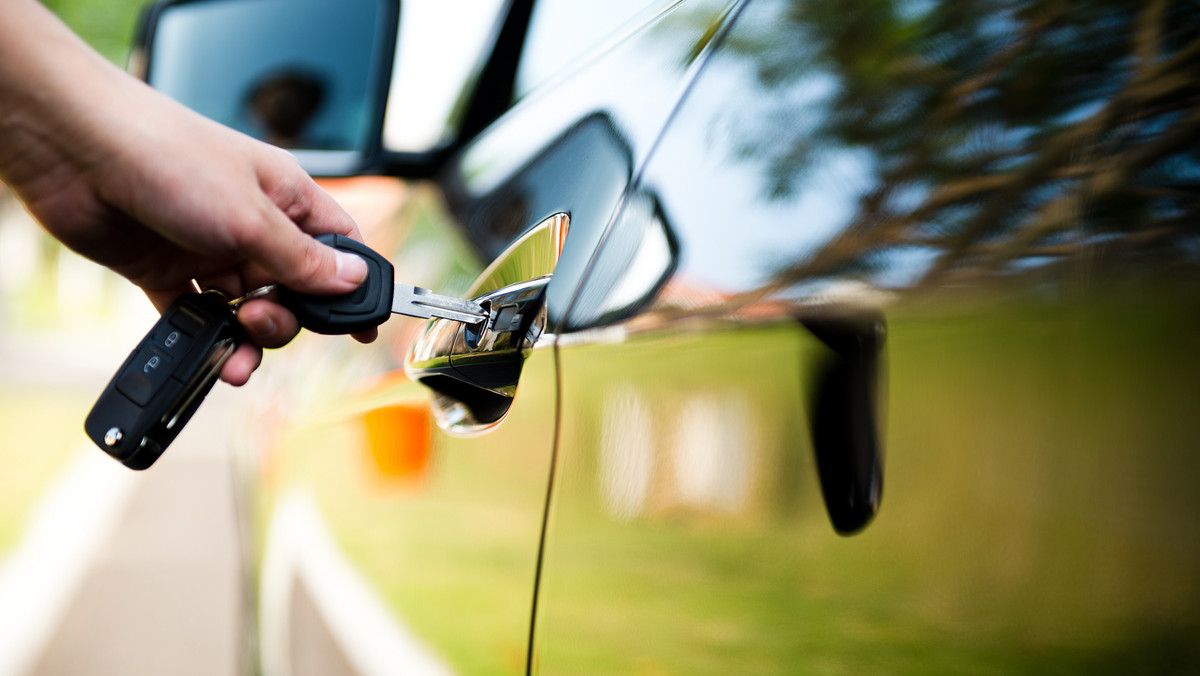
top-left (245, 184), bottom-right (555, 676)
top-left (244, 3), bottom-right (744, 673)
top-left (193, 0), bottom-right (1200, 673)
top-left (533, 0), bottom-right (1200, 672)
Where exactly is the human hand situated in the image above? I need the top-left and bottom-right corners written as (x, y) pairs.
top-left (0, 0), bottom-right (376, 385)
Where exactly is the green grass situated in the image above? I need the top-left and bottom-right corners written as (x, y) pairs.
top-left (43, 0), bottom-right (148, 65)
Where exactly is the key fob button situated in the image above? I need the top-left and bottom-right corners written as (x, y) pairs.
top-left (116, 345), bottom-right (175, 406)
top-left (152, 325), bottom-right (194, 359)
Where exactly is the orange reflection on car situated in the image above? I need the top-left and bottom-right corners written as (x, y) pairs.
top-left (353, 371), bottom-right (434, 489)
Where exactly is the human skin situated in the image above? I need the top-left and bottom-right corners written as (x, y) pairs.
top-left (0, 0), bottom-right (376, 385)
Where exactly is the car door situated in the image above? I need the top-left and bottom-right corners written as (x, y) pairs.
top-left (135, 0), bottom-right (1200, 672)
top-left (530, 0), bottom-right (1200, 673)
top-left (239, 1), bottom-right (743, 675)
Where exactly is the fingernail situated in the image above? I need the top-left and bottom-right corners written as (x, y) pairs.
top-left (336, 251), bottom-right (369, 285)
top-left (250, 313), bottom-right (277, 337)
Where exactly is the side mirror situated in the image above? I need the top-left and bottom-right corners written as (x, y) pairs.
top-left (136, 0), bottom-right (398, 177)
top-left (134, 0), bottom-right (518, 178)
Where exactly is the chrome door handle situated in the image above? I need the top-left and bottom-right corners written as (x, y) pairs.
top-left (406, 214), bottom-right (568, 430)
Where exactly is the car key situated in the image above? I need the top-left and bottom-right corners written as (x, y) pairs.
top-left (84, 290), bottom-right (243, 470)
top-left (278, 233), bottom-right (488, 334)
top-left (85, 236), bottom-right (480, 471)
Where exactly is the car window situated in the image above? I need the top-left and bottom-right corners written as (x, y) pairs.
top-left (382, 0), bottom-right (508, 153)
top-left (515, 0), bottom-right (678, 98)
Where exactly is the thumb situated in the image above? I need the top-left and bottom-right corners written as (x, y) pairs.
top-left (239, 204), bottom-right (369, 295)
top-left (235, 146), bottom-right (373, 295)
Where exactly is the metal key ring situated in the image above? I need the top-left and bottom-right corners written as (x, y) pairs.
top-left (228, 284), bottom-right (278, 309)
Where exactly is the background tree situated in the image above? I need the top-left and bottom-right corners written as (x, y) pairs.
top-left (719, 0), bottom-right (1200, 292)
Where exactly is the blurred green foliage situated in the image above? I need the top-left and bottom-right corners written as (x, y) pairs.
top-left (0, 3), bottom-right (146, 556)
top-left (42, 0), bottom-right (148, 65)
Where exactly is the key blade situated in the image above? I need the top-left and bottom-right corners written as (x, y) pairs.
top-left (392, 284), bottom-right (488, 324)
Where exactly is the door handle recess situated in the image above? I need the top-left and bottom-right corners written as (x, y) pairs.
top-left (406, 214), bottom-right (568, 430)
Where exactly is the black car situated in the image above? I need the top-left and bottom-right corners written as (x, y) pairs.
top-left (136, 0), bottom-right (1200, 673)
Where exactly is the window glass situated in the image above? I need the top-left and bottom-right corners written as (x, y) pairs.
top-left (516, 0), bottom-right (677, 98)
top-left (382, 0), bottom-right (509, 152)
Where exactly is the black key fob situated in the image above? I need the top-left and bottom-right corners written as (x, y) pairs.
top-left (84, 291), bottom-right (241, 470)
top-left (277, 233), bottom-right (394, 335)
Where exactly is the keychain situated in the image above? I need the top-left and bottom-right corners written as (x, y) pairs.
top-left (84, 288), bottom-right (249, 469)
top-left (85, 234), bottom-right (489, 470)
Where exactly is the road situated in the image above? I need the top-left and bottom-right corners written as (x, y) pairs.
top-left (0, 320), bottom-right (245, 676)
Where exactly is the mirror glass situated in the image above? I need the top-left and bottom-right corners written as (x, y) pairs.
top-left (146, 0), bottom-right (395, 175)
